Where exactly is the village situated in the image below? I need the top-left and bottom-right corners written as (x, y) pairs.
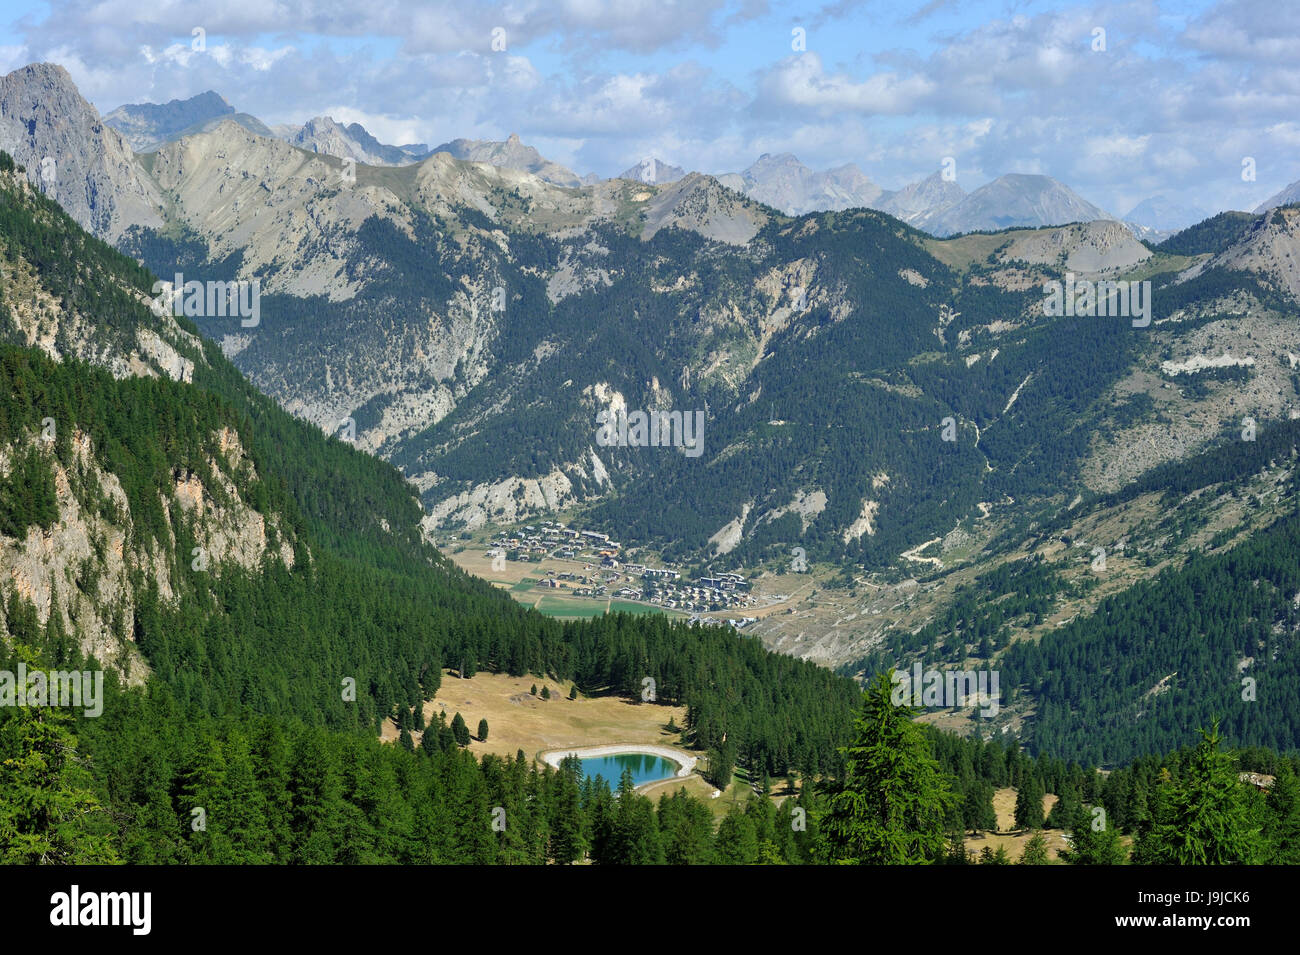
top-left (482, 519), bottom-right (761, 625)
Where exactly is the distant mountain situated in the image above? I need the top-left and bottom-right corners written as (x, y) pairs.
top-left (431, 133), bottom-right (585, 188)
top-left (284, 115), bottom-right (429, 166)
top-left (914, 173), bottom-right (1115, 236)
top-left (1123, 196), bottom-right (1211, 233)
top-left (876, 172), bottom-right (965, 226)
top-left (340, 120), bottom-right (429, 163)
top-left (104, 90), bottom-right (235, 151)
top-left (717, 153), bottom-right (885, 215)
top-left (619, 158), bottom-right (685, 185)
top-left (1254, 179), bottom-right (1300, 213)
top-left (0, 62), bottom-right (162, 240)
top-left (167, 111), bottom-right (276, 144)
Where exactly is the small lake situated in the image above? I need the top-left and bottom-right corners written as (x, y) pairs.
top-left (576, 752), bottom-right (681, 789)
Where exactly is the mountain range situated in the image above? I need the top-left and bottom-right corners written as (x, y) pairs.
top-left (8, 60), bottom-right (1300, 763)
top-left (95, 86), bottom-right (1223, 239)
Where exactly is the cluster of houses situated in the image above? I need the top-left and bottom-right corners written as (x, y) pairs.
top-left (484, 519), bottom-right (760, 616)
top-left (487, 521), bottom-right (621, 562)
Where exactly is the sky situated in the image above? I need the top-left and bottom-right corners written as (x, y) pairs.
top-left (1, 0), bottom-right (1297, 217)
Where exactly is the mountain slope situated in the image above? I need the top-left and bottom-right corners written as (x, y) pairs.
top-left (915, 173), bottom-right (1114, 236)
top-left (0, 149), bottom-right (857, 783)
top-left (287, 115), bottom-right (429, 166)
top-left (1255, 179), bottom-right (1300, 213)
top-left (430, 133), bottom-right (585, 187)
top-left (104, 91), bottom-right (236, 151)
top-left (877, 172), bottom-right (964, 225)
top-left (619, 157), bottom-right (686, 185)
top-left (717, 153), bottom-right (885, 215)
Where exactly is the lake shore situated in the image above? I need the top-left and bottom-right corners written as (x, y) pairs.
top-left (539, 743), bottom-right (697, 778)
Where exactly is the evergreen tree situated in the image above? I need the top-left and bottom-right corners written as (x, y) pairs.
top-left (1019, 830), bottom-right (1050, 865)
top-left (978, 844), bottom-right (1011, 864)
top-left (963, 780), bottom-right (998, 832)
top-left (816, 671), bottom-right (957, 864)
top-left (451, 713), bottom-right (471, 748)
top-left (1065, 804), bottom-right (1128, 865)
top-left (477, 718), bottom-right (489, 742)
top-left (714, 804), bottom-right (760, 864)
top-left (1014, 777), bottom-right (1045, 830)
top-left (1263, 761), bottom-right (1300, 864)
top-left (0, 651), bottom-right (119, 864)
top-left (1133, 724), bottom-right (1265, 865)
top-left (1046, 783), bottom-right (1080, 829)
top-left (657, 789), bottom-right (714, 865)
top-left (705, 742), bottom-right (735, 790)
top-left (602, 770), bottom-right (663, 865)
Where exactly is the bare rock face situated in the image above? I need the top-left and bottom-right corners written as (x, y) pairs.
top-left (431, 133), bottom-right (585, 188)
top-left (0, 426), bottom-right (295, 686)
top-left (619, 158), bottom-right (686, 185)
top-left (289, 116), bottom-right (412, 167)
top-left (642, 173), bottom-right (768, 245)
top-left (104, 90), bottom-right (236, 152)
top-left (915, 173), bottom-right (1115, 237)
top-left (148, 120), bottom-right (404, 300)
top-left (1254, 180), bottom-right (1300, 214)
top-left (996, 220), bottom-right (1152, 274)
top-left (1186, 205), bottom-right (1300, 301)
top-left (877, 172), bottom-right (965, 226)
top-left (0, 63), bottom-right (163, 241)
top-left (719, 153), bottom-right (885, 216)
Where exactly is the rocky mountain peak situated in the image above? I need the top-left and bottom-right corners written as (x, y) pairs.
top-left (0, 62), bottom-right (163, 241)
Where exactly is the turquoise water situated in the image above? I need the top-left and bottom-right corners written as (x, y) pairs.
top-left (575, 752), bottom-right (681, 789)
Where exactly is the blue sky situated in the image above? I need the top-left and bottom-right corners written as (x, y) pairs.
top-left (2, 0), bottom-right (1296, 216)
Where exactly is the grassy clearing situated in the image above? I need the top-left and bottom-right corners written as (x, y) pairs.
top-left (380, 670), bottom-right (689, 763)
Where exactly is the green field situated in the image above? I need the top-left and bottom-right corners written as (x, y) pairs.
top-left (510, 592), bottom-right (681, 619)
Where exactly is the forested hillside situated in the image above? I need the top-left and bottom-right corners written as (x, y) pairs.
top-left (0, 151), bottom-right (859, 857)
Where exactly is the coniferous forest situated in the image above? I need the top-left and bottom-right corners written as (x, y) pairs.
top-left (1, 112), bottom-right (1299, 874)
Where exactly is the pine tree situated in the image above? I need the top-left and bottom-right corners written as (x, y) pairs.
top-left (1019, 830), bottom-right (1050, 865)
top-left (0, 653), bottom-right (119, 864)
top-left (964, 780), bottom-right (998, 832)
top-left (568, 685), bottom-right (578, 700)
top-left (1014, 776), bottom-right (1044, 830)
top-left (1133, 723), bottom-right (1265, 865)
top-left (978, 844), bottom-right (1011, 864)
top-left (1065, 805), bottom-right (1128, 865)
top-left (705, 742), bottom-right (735, 790)
top-left (477, 718), bottom-right (489, 742)
top-left (816, 671), bottom-right (958, 864)
top-left (1263, 761), bottom-right (1300, 864)
top-left (657, 790), bottom-right (714, 865)
top-left (714, 804), bottom-right (760, 864)
top-left (1046, 783), bottom-right (1080, 829)
top-left (451, 712), bottom-right (471, 748)
top-left (541, 686), bottom-right (551, 700)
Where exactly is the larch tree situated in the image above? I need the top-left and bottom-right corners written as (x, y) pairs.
top-left (817, 671), bottom-right (957, 864)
